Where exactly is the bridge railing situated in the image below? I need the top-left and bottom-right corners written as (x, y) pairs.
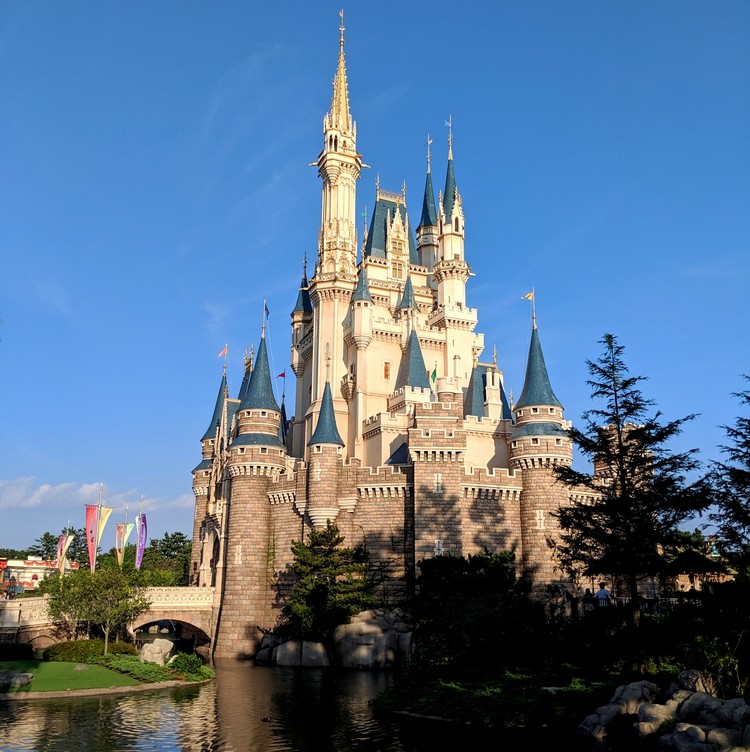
top-left (140, 587), bottom-right (215, 609)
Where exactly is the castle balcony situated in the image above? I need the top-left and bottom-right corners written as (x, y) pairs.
top-left (427, 303), bottom-right (478, 331)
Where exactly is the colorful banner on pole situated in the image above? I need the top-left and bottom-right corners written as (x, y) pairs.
top-left (57, 534), bottom-right (74, 573)
top-left (85, 504), bottom-right (99, 573)
top-left (97, 506), bottom-right (113, 547)
top-left (135, 513), bottom-right (147, 570)
top-left (115, 524), bottom-right (125, 566)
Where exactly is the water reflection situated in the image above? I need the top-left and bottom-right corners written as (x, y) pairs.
top-left (0, 662), bottom-right (412, 752)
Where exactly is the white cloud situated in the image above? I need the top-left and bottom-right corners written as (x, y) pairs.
top-left (0, 477), bottom-right (99, 509)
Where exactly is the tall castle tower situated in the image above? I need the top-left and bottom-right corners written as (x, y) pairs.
top-left (191, 19), bottom-right (575, 659)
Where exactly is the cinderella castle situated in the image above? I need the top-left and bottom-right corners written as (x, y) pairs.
top-left (189, 20), bottom-right (574, 659)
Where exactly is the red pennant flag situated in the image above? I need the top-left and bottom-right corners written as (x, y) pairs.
top-left (276, 372), bottom-right (286, 378)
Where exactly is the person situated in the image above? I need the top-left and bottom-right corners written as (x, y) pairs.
top-left (583, 587), bottom-right (595, 613)
top-left (595, 582), bottom-right (612, 607)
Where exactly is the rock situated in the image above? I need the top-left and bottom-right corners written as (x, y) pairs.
top-left (139, 637), bottom-right (174, 666)
top-left (0, 671), bottom-right (33, 687)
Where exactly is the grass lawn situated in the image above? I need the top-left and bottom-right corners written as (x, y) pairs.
top-left (0, 660), bottom-right (142, 693)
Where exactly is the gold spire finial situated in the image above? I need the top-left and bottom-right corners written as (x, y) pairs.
top-left (324, 342), bottom-right (332, 383)
top-left (426, 133), bottom-right (433, 173)
top-left (402, 180), bottom-right (407, 201)
top-left (339, 8), bottom-right (345, 46)
top-left (446, 115), bottom-right (453, 160)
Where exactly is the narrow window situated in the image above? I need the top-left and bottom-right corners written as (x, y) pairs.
top-left (434, 473), bottom-right (443, 493)
top-left (384, 362), bottom-right (391, 380)
top-left (535, 510), bottom-right (545, 529)
top-left (434, 540), bottom-right (444, 556)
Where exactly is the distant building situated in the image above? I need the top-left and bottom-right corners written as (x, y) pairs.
top-left (189, 20), bottom-right (576, 659)
top-left (1, 557), bottom-right (79, 597)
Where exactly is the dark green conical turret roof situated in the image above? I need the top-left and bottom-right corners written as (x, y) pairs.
top-left (397, 275), bottom-right (415, 310)
top-left (418, 169), bottom-right (438, 229)
top-left (293, 269), bottom-right (313, 314)
top-left (395, 329), bottom-right (431, 391)
top-left (515, 327), bottom-right (562, 409)
top-left (240, 336), bottom-right (280, 412)
top-left (308, 382), bottom-right (344, 446)
top-left (352, 264), bottom-right (373, 302)
top-left (442, 157), bottom-right (457, 223)
top-left (201, 373), bottom-right (227, 441)
top-left (463, 364), bottom-right (487, 418)
top-left (364, 196), bottom-right (418, 264)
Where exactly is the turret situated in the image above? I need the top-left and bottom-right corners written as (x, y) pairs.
top-left (509, 322), bottom-right (572, 590)
top-left (416, 138), bottom-right (439, 276)
top-left (306, 381), bottom-right (345, 529)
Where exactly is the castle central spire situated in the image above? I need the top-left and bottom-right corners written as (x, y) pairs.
top-left (331, 10), bottom-right (351, 132)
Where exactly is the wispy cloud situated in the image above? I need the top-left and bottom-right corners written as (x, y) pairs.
top-left (0, 478), bottom-right (100, 510)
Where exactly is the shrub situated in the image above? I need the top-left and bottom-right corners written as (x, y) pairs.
top-left (169, 652), bottom-right (204, 677)
top-left (43, 639), bottom-right (136, 662)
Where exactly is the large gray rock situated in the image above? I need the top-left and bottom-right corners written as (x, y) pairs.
top-left (0, 671), bottom-right (33, 687)
top-left (139, 637), bottom-right (174, 666)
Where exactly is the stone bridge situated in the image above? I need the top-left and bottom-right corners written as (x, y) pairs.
top-left (0, 587), bottom-right (217, 650)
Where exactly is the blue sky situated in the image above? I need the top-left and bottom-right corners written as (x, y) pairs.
top-left (1, 1), bottom-right (748, 550)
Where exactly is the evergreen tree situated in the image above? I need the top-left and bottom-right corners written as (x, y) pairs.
top-left (553, 334), bottom-right (708, 623)
top-left (27, 532), bottom-right (59, 560)
top-left (280, 521), bottom-right (377, 643)
top-left (709, 377), bottom-right (750, 574)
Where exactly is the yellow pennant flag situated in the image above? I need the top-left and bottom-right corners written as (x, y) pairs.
top-left (521, 291), bottom-right (534, 301)
top-left (97, 506), bottom-right (114, 547)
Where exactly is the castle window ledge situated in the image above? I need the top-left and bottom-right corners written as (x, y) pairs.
top-left (308, 507), bottom-right (340, 527)
top-left (338, 496), bottom-right (358, 512)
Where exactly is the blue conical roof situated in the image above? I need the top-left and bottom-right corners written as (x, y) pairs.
top-left (395, 329), bottom-right (431, 391)
top-left (352, 265), bottom-right (372, 302)
top-left (515, 328), bottom-right (562, 408)
top-left (240, 336), bottom-right (280, 412)
top-left (201, 373), bottom-right (227, 441)
top-left (308, 382), bottom-right (344, 446)
top-left (293, 271), bottom-right (313, 314)
top-left (237, 357), bottom-right (252, 402)
top-left (464, 364), bottom-right (487, 418)
top-left (397, 276), bottom-right (415, 310)
top-left (442, 158), bottom-right (457, 222)
top-left (418, 170), bottom-right (438, 229)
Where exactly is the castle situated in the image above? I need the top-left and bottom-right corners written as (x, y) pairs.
top-left (189, 21), bottom-right (574, 659)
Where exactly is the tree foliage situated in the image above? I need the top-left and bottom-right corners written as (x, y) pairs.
top-left (280, 521), bottom-right (377, 643)
top-left (710, 377), bottom-right (750, 574)
top-left (553, 334), bottom-right (708, 620)
top-left (409, 550), bottom-right (545, 672)
top-left (39, 567), bottom-right (150, 653)
top-left (27, 532), bottom-right (59, 560)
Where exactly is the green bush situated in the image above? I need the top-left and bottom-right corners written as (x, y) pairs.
top-left (43, 639), bottom-right (136, 662)
top-left (169, 652), bottom-right (204, 677)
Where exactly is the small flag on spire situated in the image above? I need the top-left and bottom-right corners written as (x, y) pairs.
top-left (264, 302), bottom-right (270, 317)
top-left (276, 371), bottom-right (286, 378)
top-left (217, 344), bottom-right (228, 358)
top-left (521, 291), bottom-right (534, 301)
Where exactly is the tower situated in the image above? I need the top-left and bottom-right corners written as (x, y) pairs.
top-left (304, 14), bottom-right (363, 453)
top-left (213, 333), bottom-right (285, 659)
top-left (509, 322), bottom-right (573, 589)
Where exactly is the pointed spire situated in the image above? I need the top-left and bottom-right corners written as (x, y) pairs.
top-left (352, 263), bottom-right (373, 302)
top-left (293, 256), bottom-right (313, 314)
top-left (308, 382), bottom-right (344, 446)
top-left (515, 327), bottom-right (562, 409)
top-left (278, 396), bottom-right (288, 445)
top-left (395, 329), bottom-right (431, 391)
top-left (463, 364), bottom-right (487, 418)
top-left (201, 373), bottom-right (228, 441)
top-left (418, 136), bottom-right (438, 229)
top-left (330, 10), bottom-right (352, 132)
top-left (443, 150), bottom-right (458, 223)
top-left (397, 275), bottom-right (415, 310)
top-left (237, 348), bottom-right (253, 402)
top-left (240, 335), bottom-right (280, 412)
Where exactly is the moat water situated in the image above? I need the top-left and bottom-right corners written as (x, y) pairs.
top-left (0, 661), bottom-right (440, 752)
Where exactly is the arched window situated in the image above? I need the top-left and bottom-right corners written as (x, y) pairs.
top-left (454, 217), bottom-right (459, 232)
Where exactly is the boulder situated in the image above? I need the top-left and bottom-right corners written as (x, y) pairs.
top-left (0, 671), bottom-right (33, 687)
top-left (139, 637), bottom-right (174, 666)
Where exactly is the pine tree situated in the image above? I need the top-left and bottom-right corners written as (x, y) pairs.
top-left (280, 521), bottom-right (377, 643)
top-left (553, 334), bottom-right (708, 623)
top-left (709, 376), bottom-right (750, 574)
